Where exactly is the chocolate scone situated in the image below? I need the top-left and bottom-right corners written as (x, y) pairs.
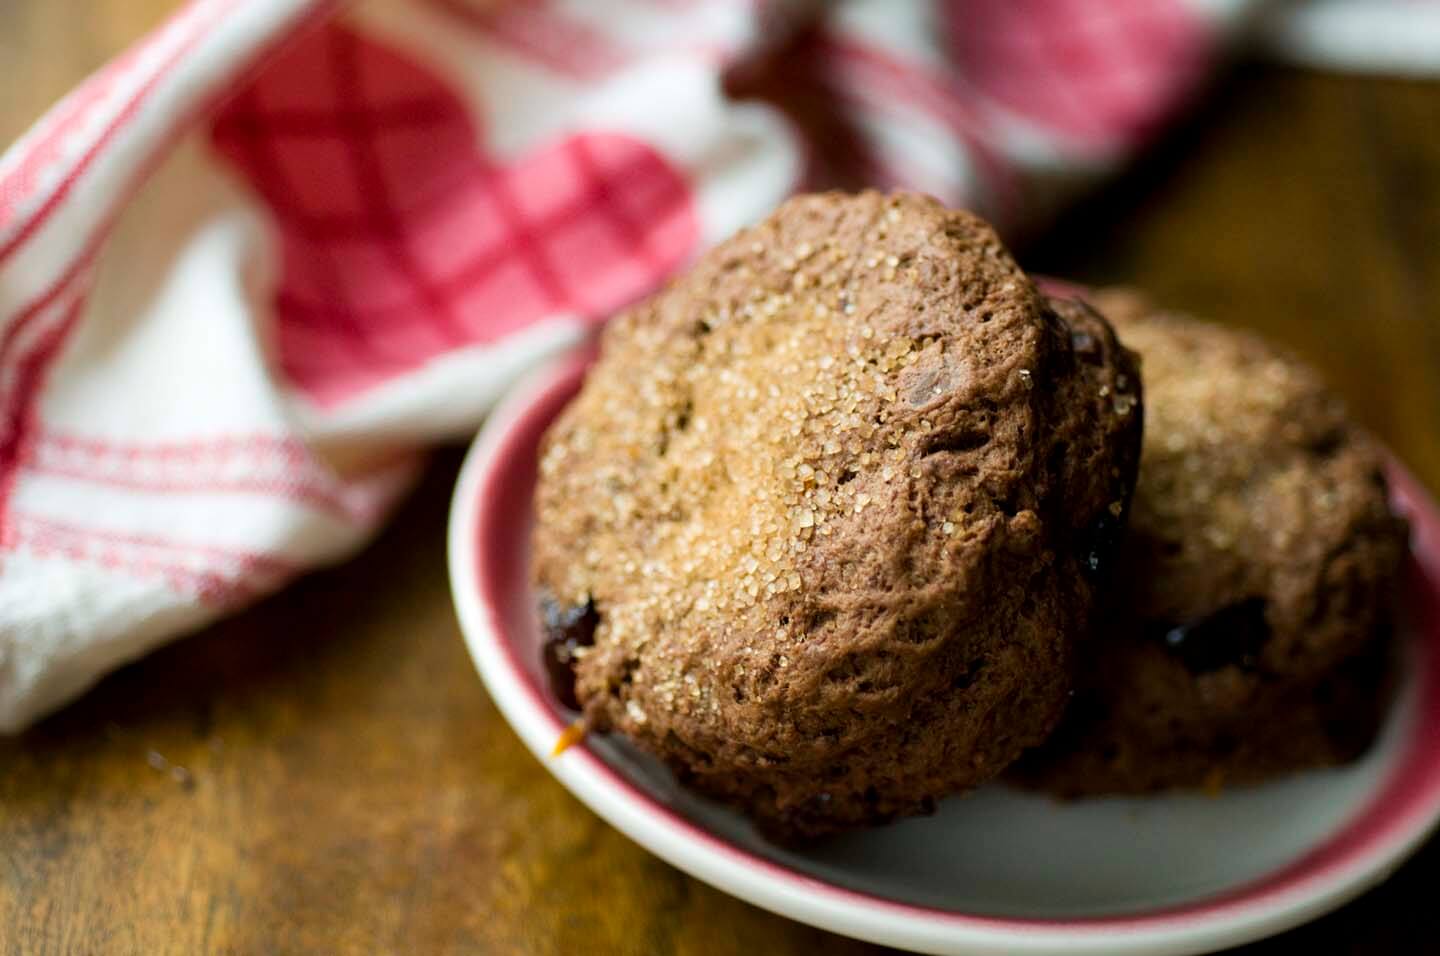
top-left (532, 191), bottom-right (1142, 838)
top-left (1013, 289), bottom-right (1407, 797)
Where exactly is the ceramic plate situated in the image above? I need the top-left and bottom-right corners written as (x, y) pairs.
top-left (448, 351), bottom-right (1440, 956)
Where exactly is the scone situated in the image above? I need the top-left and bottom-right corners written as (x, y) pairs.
top-left (531, 191), bottom-right (1142, 838)
top-left (1013, 289), bottom-right (1407, 797)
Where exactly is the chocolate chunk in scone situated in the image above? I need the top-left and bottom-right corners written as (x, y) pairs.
top-left (1012, 289), bottom-right (1407, 797)
top-left (532, 192), bottom-right (1142, 838)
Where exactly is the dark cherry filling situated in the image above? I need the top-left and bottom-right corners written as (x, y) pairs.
top-left (1151, 598), bottom-right (1271, 674)
top-left (539, 592), bottom-right (599, 710)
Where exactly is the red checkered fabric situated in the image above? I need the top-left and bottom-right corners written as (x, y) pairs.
top-left (945, 0), bottom-right (1209, 148)
top-left (212, 23), bottom-right (697, 407)
top-left (424, 0), bottom-right (632, 80)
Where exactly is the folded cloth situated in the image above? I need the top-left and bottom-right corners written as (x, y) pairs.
top-left (0, 0), bottom-right (1430, 731)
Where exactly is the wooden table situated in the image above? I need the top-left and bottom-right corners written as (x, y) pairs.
top-left (2, 3), bottom-right (1438, 953)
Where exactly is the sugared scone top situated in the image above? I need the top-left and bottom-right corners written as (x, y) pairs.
top-left (533, 191), bottom-right (1141, 836)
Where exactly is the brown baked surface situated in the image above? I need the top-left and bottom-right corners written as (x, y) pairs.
top-left (1013, 289), bottom-right (1407, 797)
top-left (531, 191), bottom-right (1142, 837)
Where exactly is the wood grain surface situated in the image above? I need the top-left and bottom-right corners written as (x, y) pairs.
top-left (1, 3), bottom-right (1438, 954)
